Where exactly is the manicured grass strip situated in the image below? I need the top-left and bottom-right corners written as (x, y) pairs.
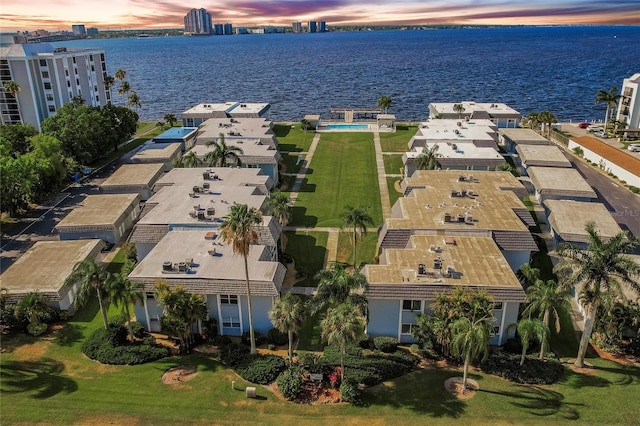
top-left (274, 123), bottom-right (314, 152)
top-left (284, 231), bottom-right (328, 287)
top-left (281, 152), bottom-right (305, 175)
top-left (291, 132), bottom-right (382, 228)
top-left (379, 124), bottom-right (418, 152)
top-left (383, 154), bottom-right (404, 175)
top-left (387, 176), bottom-right (403, 209)
top-left (336, 231), bottom-right (378, 268)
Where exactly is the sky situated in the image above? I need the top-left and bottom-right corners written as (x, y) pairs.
top-left (1, 0), bottom-right (639, 31)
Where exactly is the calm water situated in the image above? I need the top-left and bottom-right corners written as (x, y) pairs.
top-left (54, 26), bottom-right (640, 122)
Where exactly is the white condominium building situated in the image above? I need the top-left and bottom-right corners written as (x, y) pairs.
top-left (617, 73), bottom-right (640, 129)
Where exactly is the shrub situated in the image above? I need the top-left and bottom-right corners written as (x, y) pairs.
top-left (480, 349), bottom-right (564, 384)
top-left (299, 352), bottom-right (321, 366)
top-left (235, 355), bottom-right (287, 384)
top-left (82, 325), bottom-right (169, 365)
top-left (358, 334), bottom-right (374, 349)
top-left (241, 331), bottom-right (264, 346)
top-left (339, 378), bottom-right (360, 403)
top-left (268, 343), bottom-right (276, 350)
top-left (219, 343), bottom-right (250, 367)
top-left (410, 343), bottom-right (439, 360)
top-left (385, 350), bottom-right (420, 366)
top-left (277, 367), bottom-right (304, 400)
top-left (374, 336), bottom-right (398, 353)
top-left (267, 328), bottom-right (288, 345)
top-left (27, 323), bottom-right (48, 336)
top-left (129, 321), bottom-right (145, 338)
top-left (502, 337), bottom-right (540, 355)
top-left (201, 318), bottom-right (218, 342)
top-left (629, 186), bottom-right (640, 194)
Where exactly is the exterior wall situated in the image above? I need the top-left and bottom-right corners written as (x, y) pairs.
top-left (495, 302), bottom-right (520, 344)
top-left (536, 191), bottom-right (594, 205)
top-left (135, 242), bottom-right (156, 261)
top-left (59, 230), bottom-right (117, 244)
top-left (240, 295), bottom-right (274, 335)
top-left (58, 280), bottom-right (80, 311)
top-left (367, 298), bottom-right (401, 338)
top-left (617, 74), bottom-right (640, 129)
top-left (567, 139), bottom-right (640, 187)
top-left (135, 296), bottom-right (163, 332)
top-left (102, 187), bottom-right (153, 201)
top-left (501, 250), bottom-right (531, 273)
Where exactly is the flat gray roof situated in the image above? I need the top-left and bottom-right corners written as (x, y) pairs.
top-left (130, 143), bottom-right (182, 162)
top-left (197, 118), bottom-right (277, 147)
top-left (499, 128), bottom-right (550, 145)
top-left (0, 240), bottom-right (103, 295)
top-left (516, 145), bottom-right (572, 168)
top-left (528, 167), bottom-right (597, 198)
top-left (545, 200), bottom-right (622, 243)
top-left (101, 163), bottom-right (165, 188)
top-left (154, 167), bottom-right (271, 195)
top-left (189, 139), bottom-right (279, 165)
top-left (430, 102), bottom-right (521, 117)
top-left (56, 194), bottom-right (140, 228)
top-left (128, 230), bottom-right (285, 296)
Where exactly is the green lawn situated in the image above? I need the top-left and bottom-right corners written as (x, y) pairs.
top-left (273, 123), bottom-right (314, 152)
top-left (336, 231), bottom-right (378, 268)
top-left (383, 154), bottom-right (404, 175)
top-left (284, 231), bottom-right (328, 287)
top-left (387, 176), bottom-right (403, 208)
top-left (289, 132), bottom-right (382, 228)
top-left (380, 124), bottom-right (418, 152)
top-left (280, 152), bottom-right (305, 175)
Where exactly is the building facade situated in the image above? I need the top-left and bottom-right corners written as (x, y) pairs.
top-left (292, 22), bottom-right (302, 33)
top-left (617, 73), bottom-right (640, 129)
top-left (0, 43), bottom-right (109, 130)
top-left (308, 21), bottom-right (317, 33)
top-left (184, 8), bottom-right (213, 35)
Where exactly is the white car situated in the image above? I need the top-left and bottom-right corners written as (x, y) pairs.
top-left (594, 130), bottom-right (608, 138)
top-left (587, 125), bottom-right (603, 132)
top-left (628, 144), bottom-right (640, 152)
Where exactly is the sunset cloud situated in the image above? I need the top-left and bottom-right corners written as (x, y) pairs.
top-left (0, 0), bottom-right (638, 31)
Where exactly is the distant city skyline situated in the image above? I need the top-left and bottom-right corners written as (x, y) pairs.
top-left (1, 0), bottom-right (639, 31)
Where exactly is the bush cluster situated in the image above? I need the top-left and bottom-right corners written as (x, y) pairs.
top-left (320, 345), bottom-right (417, 386)
top-left (374, 336), bottom-right (398, 353)
top-left (235, 355), bottom-right (287, 385)
top-left (81, 325), bottom-right (170, 365)
top-left (276, 367), bottom-right (304, 400)
top-left (339, 378), bottom-right (360, 403)
top-left (241, 331), bottom-right (265, 347)
top-left (480, 349), bottom-right (564, 384)
top-left (409, 343), bottom-right (439, 360)
top-left (267, 328), bottom-right (288, 346)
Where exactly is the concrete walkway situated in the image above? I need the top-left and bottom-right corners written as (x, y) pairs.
top-left (373, 131), bottom-right (392, 219)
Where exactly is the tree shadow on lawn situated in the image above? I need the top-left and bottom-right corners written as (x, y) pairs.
top-left (591, 363), bottom-right (640, 386)
top-left (1, 358), bottom-right (78, 399)
top-left (362, 369), bottom-right (467, 418)
top-left (478, 385), bottom-right (583, 420)
top-left (53, 323), bottom-right (85, 347)
top-left (154, 353), bottom-right (226, 375)
top-left (290, 206), bottom-right (318, 228)
top-left (558, 365), bottom-right (612, 389)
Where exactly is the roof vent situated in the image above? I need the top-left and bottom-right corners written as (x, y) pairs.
top-left (162, 261), bottom-right (173, 271)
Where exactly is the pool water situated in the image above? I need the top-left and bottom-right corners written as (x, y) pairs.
top-left (325, 123), bottom-right (370, 130)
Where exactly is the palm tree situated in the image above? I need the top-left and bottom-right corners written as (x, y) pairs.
top-left (3, 80), bottom-right (22, 122)
top-left (522, 277), bottom-right (571, 358)
top-left (65, 258), bottom-right (111, 329)
top-left (538, 110), bottom-right (557, 138)
top-left (219, 204), bottom-right (263, 355)
top-left (104, 75), bottom-right (115, 93)
top-left (300, 118), bottom-right (311, 132)
top-left (265, 191), bottom-right (291, 253)
top-left (14, 292), bottom-right (49, 327)
top-left (340, 205), bottom-right (374, 270)
top-left (595, 87), bottom-right (621, 130)
top-left (268, 294), bottom-right (306, 361)
top-left (164, 113), bottom-right (177, 127)
top-left (453, 103), bottom-right (465, 119)
top-left (554, 222), bottom-right (640, 367)
top-left (450, 314), bottom-right (491, 393)
top-left (117, 81), bottom-right (131, 101)
top-left (205, 133), bottom-right (243, 167)
top-left (377, 96), bottom-right (392, 113)
top-left (523, 111), bottom-right (540, 130)
top-left (310, 263), bottom-right (368, 316)
top-left (172, 151), bottom-right (202, 168)
top-left (320, 302), bottom-right (366, 383)
top-left (114, 68), bottom-right (127, 81)
top-left (109, 260), bottom-right (144, 341)
top-left (414, 144), bottom-right (442, 171)
top-left (128, 91), bottom-right (141, 111)
top-left (512, 318), bottom-right (547, 365)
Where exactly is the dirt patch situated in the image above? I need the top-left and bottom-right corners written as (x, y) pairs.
top-left (566, 360), bottom-right (597, 375)
top-left (76, 415), bottom-right (144, 426)
top-left (444, 377), bottom-right (478, 399)
top-left (162, 365), bottom-right (198, 384)
top-left (12, 341), bottom-right (49, 361)
top-left (393, 179), bottom-right (403, 193)
top-left (591, 343), bottom-right (639, 367)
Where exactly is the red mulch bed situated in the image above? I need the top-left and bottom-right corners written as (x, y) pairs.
top-left (297, 380), bottom-right (341, 404)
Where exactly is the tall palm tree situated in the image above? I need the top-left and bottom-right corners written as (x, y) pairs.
top-left (414, 144), bottom-right (442, 171)
top-left (128, 91), bottom-right (141, 111)
top-left (265, 191), bottom-right (291, 253)
top-left (14, 292), bottom-right (49, 327)
top-left (522, 278), bottom-right (570, 358)
top-left (114, 68), bottom-right (127, 81)
top-left (164, 113), bottom-right (177, 127)
top-left (523, 111), bottom-right (540, 130)
top-left (300, 118), bottom-right (311, 132)
top-left (205, 133), bottom-right (243, 167)
top-left (450, 314), bottom-right (492, 393)
top-left (268, 294), bottom-right (306, 361)
top-left (595, 87), bottom-right (621, 130)
top-left (453, 103), bottom-right (465, 119)
top-left (172, 151), bottom-right (202, 168)
top-left (3, 80), bottom-right (22, 122)
top-left (117, 81), bottom-right (131, 101)
top-left (538, 110), bottom-right (557, 138)
top-left (340, 205), bottom-right (374, 270)
top-left (554, 222), bottom-right (640, 367)
top-left (219, 204), bottom-right (263, 355)
top-left (310, 263), bottom-right (368, 316)
top-left (321, 302), bottom-right (366, 383)
top-left (109, 260), bottom-right (144, 341)
top-left (104, 75), bottom-right (115, 92)
top-left (65, 258), bottom-right (111, 329)
top-left (512, 318), bottom-right (547, 366)
top-left (377, 96), bottom-right (392, 113)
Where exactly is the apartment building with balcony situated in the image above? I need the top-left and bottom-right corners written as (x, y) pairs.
top-left (617, 73), bottom-right (640, 130)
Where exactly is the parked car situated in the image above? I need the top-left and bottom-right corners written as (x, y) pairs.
top-left (587, 125), bottom-right (603, 132)
top-left (628, 144), bottom-right (640, 152)
top-left (578, 122), bottom-right (590, 129)
top-left (594, 130), bottom-right (608, 138)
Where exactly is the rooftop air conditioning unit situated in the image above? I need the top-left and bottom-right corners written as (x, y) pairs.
top-left (444, 212), bottom-right (452, 222)
top-left (433, 257), bottom-right (443, 269)
top-left (178, 262), bottom-right (187, 272)
top-left (207, 207), bottom-right (215, 216)
top-left (162, 261), bottom-right (173, 271)
top-left (418, 263), bottom-right (426, 275)
top-left (447, 265), bottom-right (455, 277)
top-left (202, 182), bottom-right (210, 190)
top-left (197, 211), bottom-right (205, 220)
top-left (193, 185), bottom-right (201, 193)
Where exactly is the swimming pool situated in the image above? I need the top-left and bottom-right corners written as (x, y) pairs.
top-left (325, 123), bottom-right (370, 130)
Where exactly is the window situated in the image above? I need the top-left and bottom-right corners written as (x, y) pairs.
top-left (146, 293), bottom-right (155, 299)
top-left (402, 300), bottom-right (421, 311)
top-left (65, 70), bottom-right (69, 77)
top-left (46, 94), bottom-right (54, 101)
top-left (89, 55), bottom-right (93, 61)
top-left (39, 59), bottom-right (47, 66)
top-left (74, 68), bottom-right (78, 75)
top-left (491, 326), bottom-right (500, 336)
top-left (42, 71), bottom-right (49, 79)
top-left (401, 323), bottom-right (416, 334)
top-left (493, 302), bottom-right (503, 310)
top-left (72, 57), bottom-right (76, 64)
top-left (220, 294), bottom-right (238, 305)
top-left (67, 81), bottom-right (71, 88)
top-left (95, 95), bottom-right (99, 102)
top-left (76, 79), bottom-right (80, 86)
top-left (48, 105), bottom-right (56, 112)
top-left (43, 82), bottom-right (51, 90)
top-left (100, 53), bottom-right (105, 61)
top-left (222, 317), bottom-right (241, 328)
top-left (68, 92), bottom-right (73, 98)
top-left (91, 65), bottom-right (95, 72)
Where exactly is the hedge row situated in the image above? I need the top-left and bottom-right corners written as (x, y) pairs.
top-left (219, 342), bottom-right (287, 384)
top-left (480, 349), bottom-right (564, 384)
top-left (81, 325), bottom-right (169, 365)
